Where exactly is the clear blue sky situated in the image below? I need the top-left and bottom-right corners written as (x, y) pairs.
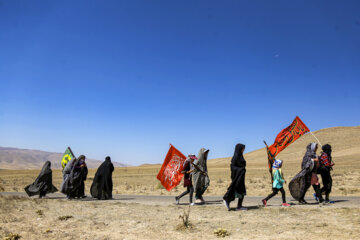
top-left (0, 0), bottom-right (359, 165)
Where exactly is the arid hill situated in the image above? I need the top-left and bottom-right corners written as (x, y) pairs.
top-left (0, 147), bottom-right (127, 170)
top-left (209, 126), bottom-right (360, 168)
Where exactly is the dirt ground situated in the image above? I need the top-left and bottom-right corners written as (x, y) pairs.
top-left (1, 194), bottom-right (360, 240)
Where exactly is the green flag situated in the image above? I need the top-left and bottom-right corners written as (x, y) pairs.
top-left (61, 147), bottom-right (75, 169)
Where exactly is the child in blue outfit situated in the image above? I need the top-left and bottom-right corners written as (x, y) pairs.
top-left (262, 159), bottom-right (290, 207)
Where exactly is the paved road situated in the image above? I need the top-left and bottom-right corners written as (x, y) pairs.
top-left (1, 192), bottom-right (359, 208)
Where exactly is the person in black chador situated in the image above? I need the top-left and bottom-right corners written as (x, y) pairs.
top-left (318, 144), bottom-right (335, 203)
top-left (90, 156), bottom-right (114, 200)
top-left (289, 143), bottom-right (318, 204)
top-left (24, 161), bottom-right (58, 198)
top-left (61, 155), bottom-right (88, 199)
top-left (223, 144), bottom-right (247, 211)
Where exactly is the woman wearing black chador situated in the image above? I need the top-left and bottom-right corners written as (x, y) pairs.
top-left (223, 144), bottom-right (247, 211)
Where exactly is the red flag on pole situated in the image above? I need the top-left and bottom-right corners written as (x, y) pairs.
top-left (157, 144), bottom-right (187, 191)
top-left (266, 116), bottom-right (310, 168)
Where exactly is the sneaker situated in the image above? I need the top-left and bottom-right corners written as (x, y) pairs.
top-left (190, 202), bottom-right (195, 206)
top-left (223, 200), bottom-right (230, 211)
top-left (80, 195), bottom-right (87, 199)
top-left (262, 199), bottom-right (267, 207)
top-left (282, 203), bottom-right (290, 207)
top-left (313, 193), bottom-right (318, 202)
top-left (325, 199), bottom-right (335, 204)
top-left (175, 197), bottom-right (179, 205)
top-left (299, 199), bottom-right (308, 205)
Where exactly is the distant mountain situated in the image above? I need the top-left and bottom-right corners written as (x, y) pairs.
top-left (0, 147), bottom-right (128, 170)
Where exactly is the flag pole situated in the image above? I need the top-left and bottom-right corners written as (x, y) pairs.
top-left (310, 132), bottom-right (335, 164)
top-left (310, 132), bottom-right (322, 147)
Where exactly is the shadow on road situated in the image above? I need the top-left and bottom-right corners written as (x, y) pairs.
top-left (228, 205), bottom-right (260, 211)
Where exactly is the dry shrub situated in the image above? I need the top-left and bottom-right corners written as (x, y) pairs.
top-left (58, 215), bottom-right (73, 221)
top-left (176, 206), bottom-right (193, 231)
top-left (3, 233), bottom-right (21, 240)
top-left (36, 210), bottom-right (44, 216)
top-left (214, 228), bottom-right (230, 238)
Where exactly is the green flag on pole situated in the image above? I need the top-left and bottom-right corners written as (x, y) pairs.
top-left (61, 147), bottom-right (75, 170)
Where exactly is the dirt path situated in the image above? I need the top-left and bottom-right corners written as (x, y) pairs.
top-left (1, 192), bottom-right (359, 208)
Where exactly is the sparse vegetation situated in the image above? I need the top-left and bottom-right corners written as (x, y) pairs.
top-left (176, 206), bottom-right (193, 231)
top-left (3, 233), bottom-right (21, 240)
top-left (58, 215), bottom-right (73, 221)
top-left (214, 228), bottom-right (230, 238)
top-left (36, 210), bottom-right (44, 216)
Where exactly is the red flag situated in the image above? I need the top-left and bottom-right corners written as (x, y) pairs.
top-left (267, 116), bottom-right (310, 161)
top-left (157, 144), bottom-right (187, 191)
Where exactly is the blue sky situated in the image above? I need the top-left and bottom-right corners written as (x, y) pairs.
top-left (0, 0), bottom-right (359, 165)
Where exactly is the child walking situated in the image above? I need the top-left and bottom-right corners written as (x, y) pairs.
top-left (175, 154), bottom-right (197, 205)
top-left (262, 159), bottom-right (290, 207)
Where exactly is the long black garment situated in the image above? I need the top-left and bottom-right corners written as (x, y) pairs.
top-left (90, 157), bottom-right (114, 200)
top-left (24, 161), bottom-right (58, 197)
top-left (223, 144), bottom-right (246, 203)
top-left (61, 156), bottom-right (88, 198)
top-left (319, 144), bottom-right (333, 198)
top-left (289, 143), bottom-right (316, 201)
top-left (320, 168), bottom-right (332, 196)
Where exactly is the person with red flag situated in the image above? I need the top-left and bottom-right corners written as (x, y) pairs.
top-left (262, 159), bottom-right (290, 207)
top-left (175, 154), bottom-right (197, 205)
top-left (318, 144), bottom-right (335, 203)
top-left (265, 116), bottom-right (310, 179)
top-left (157, 145), bottom-right (187, 191)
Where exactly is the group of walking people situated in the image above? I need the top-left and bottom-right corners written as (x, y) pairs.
top-left (288, 143), bottom-right (334, 204)
top-left (176, 142), bottom-right (334, 211)
top-left (24, 155), bottom-right (115, 200)
top-left (24, 142), bottom-right (334, 210)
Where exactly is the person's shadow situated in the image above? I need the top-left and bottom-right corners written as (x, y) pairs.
top-left (228, 205), bottom-right (260, 211)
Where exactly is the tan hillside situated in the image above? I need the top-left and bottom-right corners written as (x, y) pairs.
top-left (209, 126), bottom-right (360, 168)
top-left (0, 147), bottom-right (128, 170)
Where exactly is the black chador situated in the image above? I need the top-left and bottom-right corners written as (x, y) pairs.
top-left (90, 156), bottom-right (114, 200)
top-left (223, 144), bottom-right (247, 210)
top-left (289, 143), bottom-right (317, 204)
top-left (24, 161), bottom-right (58, 198)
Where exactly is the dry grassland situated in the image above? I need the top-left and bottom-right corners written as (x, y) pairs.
top-left (1, 127), bottom-right (359, 198)
top-left (0, 195), bottom-right (360, 240)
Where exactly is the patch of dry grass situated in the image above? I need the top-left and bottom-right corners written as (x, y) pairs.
top-left (1, 196), bottom-right (359, 239)
top-left (2, 233), bottom-right (21, 240)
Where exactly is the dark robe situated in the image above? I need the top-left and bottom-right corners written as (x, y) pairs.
top-left (223, 144), bottom-right (246, 202)
top-left (319, 144), bottom-right (333, 196)
top-left (24, 161), bottom-right (57, 197)
top-left (192, 148), bottom-right (210, 200)
top-left (289, 143), bottom-right (317, 200)
top-left (61, 156), bottom-right (88, 198)
top-left (90, 157), bottom-right (114, 200)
